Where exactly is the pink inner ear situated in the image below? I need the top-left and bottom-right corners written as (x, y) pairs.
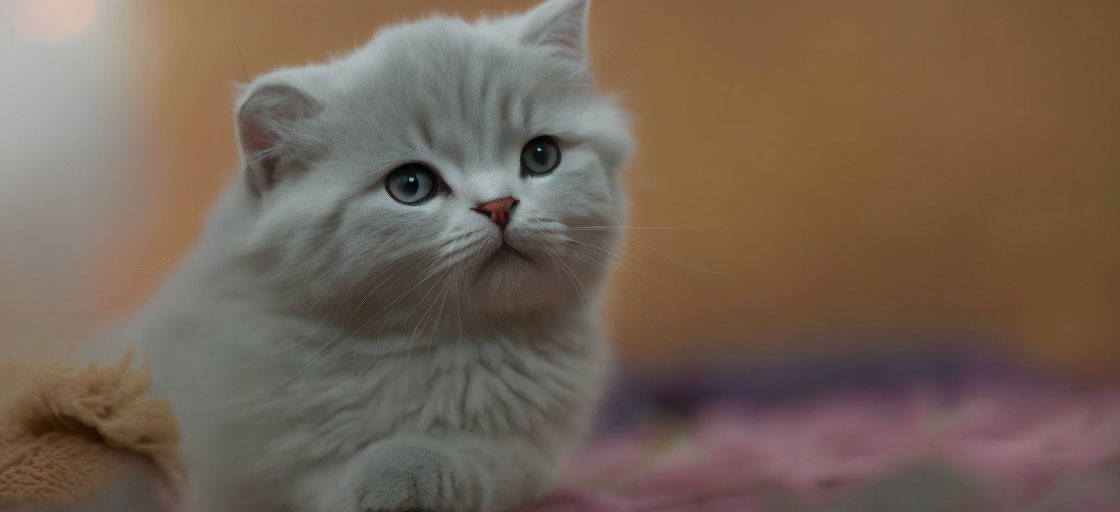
top-left (237, 106), bottom-right (284, 195)
top-left (235, 84), bottom-right (321, 194)
top-left (236, 84), bottom-right (321, 156)
top-left (519, 0), bottom-right (590, 63)
top-left (238, 114), bottom-right (276, 156)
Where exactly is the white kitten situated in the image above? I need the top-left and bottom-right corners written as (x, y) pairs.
top-left (132, 0), bottom-right (633, 510)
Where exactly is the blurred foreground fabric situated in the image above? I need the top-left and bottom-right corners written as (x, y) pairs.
top-left (518, 353), bottom-right (1120, 511)
top-left (0, 351), bottom-right (183, 511)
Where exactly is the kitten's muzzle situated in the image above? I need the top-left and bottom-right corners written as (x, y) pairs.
top-left (472, 197), bottom-right (519, 229)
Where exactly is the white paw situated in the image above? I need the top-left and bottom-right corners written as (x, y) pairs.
top-left (352, 440), bottom-right (487, 512)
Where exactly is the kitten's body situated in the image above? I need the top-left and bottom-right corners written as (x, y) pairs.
top-left (127, 1), bottom-right (633, 511)
top-left (141, 218), bottom-right (606, 510)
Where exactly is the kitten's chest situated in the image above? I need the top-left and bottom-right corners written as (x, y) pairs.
top-left (241, 328), bottom-right (605, 465)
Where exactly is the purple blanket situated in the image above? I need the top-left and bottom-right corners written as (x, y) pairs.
top-left (520, 355), bottom-right (1120, 511)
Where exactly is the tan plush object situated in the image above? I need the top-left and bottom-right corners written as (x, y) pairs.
top-left (0, 349), bottom-right (184, 509)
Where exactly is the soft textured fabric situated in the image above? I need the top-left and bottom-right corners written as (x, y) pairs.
top-left (517, 381), bottom-right (1120, 511)
top-left (0, 350), bottom-right (183, 509)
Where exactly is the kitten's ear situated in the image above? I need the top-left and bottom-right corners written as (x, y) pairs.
top-left (235, 83), bottom-right (322, 196)
top-left (517, 0), bottom-right (590, 65)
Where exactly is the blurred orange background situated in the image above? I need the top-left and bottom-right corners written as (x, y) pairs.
top-left (3, 0), bottom-right (1119, 375)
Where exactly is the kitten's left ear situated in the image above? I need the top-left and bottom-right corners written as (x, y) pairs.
top-left (518, 0), bottom-right (591, 64)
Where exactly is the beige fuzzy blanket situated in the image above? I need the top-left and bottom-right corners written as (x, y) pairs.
top-left (0, 350), bottom-right (184, 511)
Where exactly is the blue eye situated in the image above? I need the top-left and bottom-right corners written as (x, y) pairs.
top-left (521, 136), bottom-right (561, 176)
top-left (385, 164), bottom-right (440, 205)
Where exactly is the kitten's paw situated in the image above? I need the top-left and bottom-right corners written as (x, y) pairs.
top-left (352, 439), bottom-right (486, 512)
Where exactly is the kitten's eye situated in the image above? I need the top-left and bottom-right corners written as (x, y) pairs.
top-left (520, 136), bottom-right (561, 176)
top-left (385, 164), bottom-right (440, 205)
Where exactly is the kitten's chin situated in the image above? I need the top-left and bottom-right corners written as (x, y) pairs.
top-left (471, 244), bottom-right (559, 313)
top-left (473, 244), bottom-right (535, 286)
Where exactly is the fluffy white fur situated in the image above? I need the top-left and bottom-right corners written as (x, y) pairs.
top-left (129, 0), bottom-right (633, 510)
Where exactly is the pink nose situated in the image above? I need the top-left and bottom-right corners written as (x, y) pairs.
top-left (473, 197), bottom-right (518, 228)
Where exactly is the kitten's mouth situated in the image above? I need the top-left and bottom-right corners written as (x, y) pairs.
top-left (476, 240), bottom-right (532, 272)
top-left (490, 242), bottom-right (531, 262)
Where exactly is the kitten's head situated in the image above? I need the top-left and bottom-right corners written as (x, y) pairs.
top-left (229, 0), bottom-right (632, 318)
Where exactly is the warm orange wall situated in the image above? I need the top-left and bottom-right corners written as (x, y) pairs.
top-left (99, 0), bottom-right (1120, 374)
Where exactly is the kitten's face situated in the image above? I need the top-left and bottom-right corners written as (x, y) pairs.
top-left (236, 0), bottom-right (633, 317)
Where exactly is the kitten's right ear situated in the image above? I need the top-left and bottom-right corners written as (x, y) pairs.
top-left (235, 83), bottom-right (322, 196)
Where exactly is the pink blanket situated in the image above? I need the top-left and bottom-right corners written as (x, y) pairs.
top-left (520, 385), bottom-right (1120, 511)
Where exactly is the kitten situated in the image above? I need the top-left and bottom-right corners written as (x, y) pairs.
top-left (132, 0), bottom-right (633, 510)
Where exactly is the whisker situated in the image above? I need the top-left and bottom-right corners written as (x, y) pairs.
top-left (566, 237), bottom-right (625, 260)
top-left (438, 234), bottom-right (495, 270)
top-left (269, 294), bottom-right (328, 354)
top-left (551, 254), bottom-right (587, 306)
top-left (415, 276), bottom-right (450, 344)
top-left (344, 262), bottom-right (419, 377)
top-left (370, 257), bottom-right (451, 345)
top-left (426, 278), bottom-right (453, 356)
top-left (283, 258), bottom-right (443, 384)
top-left (472, 300), bottom-right (484, 342)
top-left (568, 225), bottom-right (724, 231)
top-left (403, 274), bottom-right (446, 327)
top-left (454, 275), bottom-right (464, 357)
top-left (403, 274), bottom-right (452, 389)
top-left (584, 234), bottom-right (655, 292)
top-left (566, 237), bottom-right (648, 278)
top-left (548, 66), bottom-right (588, 89)
top-left (284, 262), bottom-right (420, 359)
top-left (621, 235), bottom-right (720, 275)
top-left (567, 248), bottom-right (665, 333)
